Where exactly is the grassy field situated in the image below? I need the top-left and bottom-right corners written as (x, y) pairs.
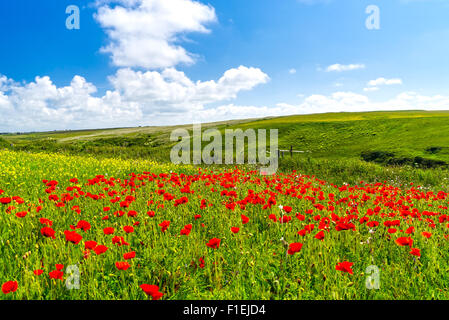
top-left (1, 110), bottom-right (449, 300)
top-left (1, 149), bottom-right (449, 299)
top-left (2, 110), bottom-right (449, 187)
top-left (4, 110), bottom-right (449, 164)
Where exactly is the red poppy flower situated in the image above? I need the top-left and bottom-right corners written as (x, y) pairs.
top-left (206, 238), bottom-right (221, 249)
top-left (39, 218), bottom-right (53, 226)
top-left (287, 242), bottom-right (303, 255)
top-left (55, 264), bottom-right (64, 271)
top-left (103, 227), bottom-right (115, 235)
top-left (180, 225), bottom-right (191, 236)
top-left (241, 215), bottom-right (249, 224)
top-left (15, 211), bottom-right (27, 218)
top-left (40, 227), bottom-right (56, 239)
top-left (93, 245), bottom-right (108, 255)
top-left (147, 211), bottom-right (155, 217)
top-left (127, 210), bottom-right (138, 217)
top-left (279, 215), bottom-right (292, 224)
top-left (124, 251), bottom-right (136, 260)
top-left (33, 269), bottom-right (43, 276)
top-left (405, 226), bottom-right (415, 234)
top-left (336, 261), bottom-right (354, 274)
top-left (115, 261), bottom-right (130, 271)
top-left (422, 232), bottom-right (432, 239)
top-left (367, 221), bottom-right (379, 228)
top-left (64, 230), bottom-right (82, 245)
top-left (123, 226), bottom-right (134, 233)
top-left (76, 220), bottom-right (91, 232)
top-left (335, 222), bottom-right (356, 231)
top-left (1, 281), bottom-right (18, 294)
top-left (231, 227), bottom-right (240, 234)
top-left (159, 220), bottom-right (170, 233)
top-left (410, 248), bottom-right (421, 257)
top-left (151, 291), bottom-right (164, 300)
top-left (283, 206), bottom-right (292, 213)
top-left (49, 270), bottom-right (64, 280)
top-left (140, 284), bottom-right (164, 300)
top-left (314, 231), bottom-right (325, 240)
top-left (395, 237), bottom-right (413, 248)
top-left (0, 198), bottom-right (12, 205)
top-left (114, 210), bottom-right (125, 217)
top-left (85, 240), bottom-right (97, 250)
top-left (199, 257), bottom-right (205, 268)
top-left (112, 236), bottom-right (129, 246)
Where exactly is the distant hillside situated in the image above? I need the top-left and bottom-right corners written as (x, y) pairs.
top-left (2, 110), bottom-right (449, 168)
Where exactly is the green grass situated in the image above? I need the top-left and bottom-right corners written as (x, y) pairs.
top-left (4, 110), bottom-right (449, 162)
top-left (2, 149), bottom-right (449, 300)
top-left (2, 110), bottom-right (449, 187)
top-left (2, 110), bottom-right (449, 300)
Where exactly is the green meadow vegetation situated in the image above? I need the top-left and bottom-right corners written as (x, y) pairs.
top-left (2, 110), bottom-right (449, 300)
top-left (2, 110), bottom-right (449, 188)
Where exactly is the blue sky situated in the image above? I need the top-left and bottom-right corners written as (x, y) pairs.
top-left (1, 0), bottom-right (449, 132)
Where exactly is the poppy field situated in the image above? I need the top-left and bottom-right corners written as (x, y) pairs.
top-left (1, 149), bottom-right (449, 300)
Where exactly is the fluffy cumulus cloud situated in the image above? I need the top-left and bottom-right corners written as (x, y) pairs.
top-left (2, 70), bottom-right (449, 131)
top-left (95, 0), bottom-right (217, 69)
top-left (0, 66), bottom-right (269, 132)
top-left (325, 63), bottom-right (366, 72)
top-left (1, 0), bottom-right (447, 132)
top-left (0, 75), bottom-right (141, 132)
top-left (196, 91), bottom-right (449, 121)
top-left (274, 91), bottom-right (449, 115)
top-left (107, 65), bottom-right (269, 117)
top-left (0, 0), bottom-right (273, 132)
top-left (364, 77), bottom-right (403, 92)
top-left (367, 77), bottom-right (403, 87)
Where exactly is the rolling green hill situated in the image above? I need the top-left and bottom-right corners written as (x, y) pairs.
top-left (2, 110), bottom-right (449, 187)
top-left (237, 110), bottom-right (449, 163)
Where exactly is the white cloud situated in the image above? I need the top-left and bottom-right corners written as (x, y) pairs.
top-left (201, 90), bottom-right (449, 121)
top-left (325, 63), bottom-right (365, 72)
top-left (363, 87), bottom-right (379, 92)
top-left (0, 66), bottom-right (269, 132)
top-left (275, 91), bottom-right (449, 115)
top-left (0, 0), bottom-right (275, 132)
top-left (108, 65), bottom-right (269, 112)
top-left (289, 68), bottom-right (297, 74)
top-left (94, 0), bottom-right (217, 69)
top-left (182, 91), bottom-right (449, 121)
top-left (3, 71), bottom-right (449, 132)
top-left (2, 0), bottom-right (447, 133)
top-left (367, 77), bottom-right (403, 87)
top-left (0, 75), bottom-right (142, 132)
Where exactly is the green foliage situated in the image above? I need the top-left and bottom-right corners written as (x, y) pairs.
top-left (2, 110), bottom-right (449, 186)
top-left (0, 137), bottom-right (10, 148)
top-left (361, 150), bottom-right (447, 169)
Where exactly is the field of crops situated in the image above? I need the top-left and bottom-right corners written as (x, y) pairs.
top-left (1, 149), bottom-right (449, 300)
